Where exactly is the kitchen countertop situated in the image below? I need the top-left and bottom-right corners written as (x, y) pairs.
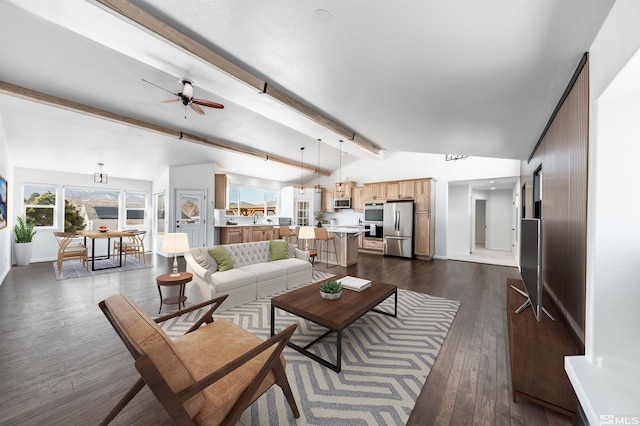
top-left (215, 223), bottom-right (279, 227)
top-left (324, 225), bottom-right (365, 233)
top-left (215, 224), bottom-right (366, 230)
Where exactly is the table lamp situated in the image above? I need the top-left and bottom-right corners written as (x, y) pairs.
top-left (161, 233), bottom-right (190, 277)
top-left (297, 226), bottom-right (316, 251)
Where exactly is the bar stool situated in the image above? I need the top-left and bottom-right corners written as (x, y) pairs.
top-left (314, 227), bottom-right (338, 268)
top-left (279, 226), bottom-right (297, 245)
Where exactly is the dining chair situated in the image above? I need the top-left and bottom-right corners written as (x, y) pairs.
top-left (114, 230), bottom-right (146, 265)
top-left (53, 232), bottom-right (88, 273)
top-left (99, 294), bottom-right (300, 425)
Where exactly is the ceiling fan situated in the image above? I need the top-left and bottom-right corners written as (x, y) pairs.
top-left (142, 78), bottom-right (224, 116)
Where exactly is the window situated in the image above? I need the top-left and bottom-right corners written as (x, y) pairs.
top-left (226, 185), bottom-right (279, 216)
top-left (155, 192), bottom-right (166, 234)
top-left (65, 187), bottom-right (120, 231)
top-left (24, 184), bottom-right (57, 227)
top-left (125, 191), bottom-right (147, 227)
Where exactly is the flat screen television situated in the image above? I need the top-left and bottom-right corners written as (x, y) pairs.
top-left (513, 218), bottom-right (559, 322)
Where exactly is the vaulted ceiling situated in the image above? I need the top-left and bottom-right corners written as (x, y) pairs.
top-left (0, 0), bottom-right (614, 183)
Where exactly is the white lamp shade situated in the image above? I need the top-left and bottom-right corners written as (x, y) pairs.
top-left (298, 226), bottom-right (316, 240)
top-left (161, 233), bottom-right (190, 254)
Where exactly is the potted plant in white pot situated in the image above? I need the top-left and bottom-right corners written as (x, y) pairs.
top-left (14, 215), bottom-right (36, 266)
top-left (319, 280), bottom-right (342, 300)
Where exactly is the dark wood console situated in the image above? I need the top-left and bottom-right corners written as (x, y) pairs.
top-left (506, 278), bottom-right (579, 417)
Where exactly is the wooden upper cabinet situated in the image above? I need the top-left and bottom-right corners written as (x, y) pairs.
top-left (322, 189), bottom-right (335, 212)
top-left (364, 183), bottom-right (386, 201)
top-left (334, 181), bottom-right (355, 199)
top-left (385, 182), bottom-right (399, 200)
top-left (399, 181), bottom-right (415, 199)
top-left (414, 179), bottom-right (432, 213)
top-left (385, 180), bottom-right (414, 200)
top-left (352, 187), bottom-right (364, 212)
top-left (214, 174), bottom-right (228, 209)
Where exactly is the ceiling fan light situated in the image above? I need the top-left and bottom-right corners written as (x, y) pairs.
top-left (182, 81), bottom-right (194, 100)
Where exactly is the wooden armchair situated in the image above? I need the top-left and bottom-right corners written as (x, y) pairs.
top-left (99, 294), bottom-right (300, 425)
top-left (53, 231), bottom-right (88, 273)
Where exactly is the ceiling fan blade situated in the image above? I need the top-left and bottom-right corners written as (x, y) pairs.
top-left (193, 98), bottom-right (225, 109)
top-left (161, 98), bottom-right (180, 103)
top-left (141, 78), bottom-right (179, 97)
top-left (189, 103), bottom-right (205, 115)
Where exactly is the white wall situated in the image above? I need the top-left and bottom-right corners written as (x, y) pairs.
top-left (0, 114), bottom-right (12, 284)
top-left (447, 185), bottom-right (471, 255)
top-left (314, 151), bottom-right (520, 259)
top-left (588, 0), bottom-right (640, 373)
top-left (565, 1), bottom-right (640, 422)
top-left (486, 190), bottom-right (513, 251)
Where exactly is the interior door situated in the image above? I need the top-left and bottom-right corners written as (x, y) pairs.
top-left (175, 189), bottom-right (206, 248)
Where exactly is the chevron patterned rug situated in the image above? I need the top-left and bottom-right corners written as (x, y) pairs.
top-left (162, 275), bottom-right (460, 425)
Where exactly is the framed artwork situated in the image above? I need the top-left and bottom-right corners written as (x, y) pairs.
top-left (0, 175), bottom-right (7, 230)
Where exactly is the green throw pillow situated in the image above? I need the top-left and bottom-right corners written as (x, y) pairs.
top-left (208, 246), bottom-right (234, 271)
top-left (270, 240), bottom-right (289, 261)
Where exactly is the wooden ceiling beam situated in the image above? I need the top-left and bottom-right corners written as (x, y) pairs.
top-left (0, 80), bottom-right (331, 176)
top-left (93, 0), bottom-right (381, 156)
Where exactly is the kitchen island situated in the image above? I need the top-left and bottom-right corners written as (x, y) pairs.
top-left (321, 226), bottom-right (364, 267)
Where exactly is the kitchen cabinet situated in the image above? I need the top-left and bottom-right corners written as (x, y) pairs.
top-left (334, 181), bottom-right (355, 199)
top-left (360, 237), bottom-right (383, 253)
top-left (413, 179), bottom-right (435, 259)
top-left (251, 226), bottom-right (276, 242)
top-left (385, 181), bottom-right (414, 200)
top-left (322, 189), bottom-right (334, 212)
top-left (220, 226), bottom-right (278, 244)
top-left (385, 182), bottom-right (399, 200)
top-left (359, 177), bottom-right (435, 258)
top-left (220, 226), bottom-right (242, 244)
top-left (414, 213), bottom-right (433, 258)
top-left (214, 174), bottom-right (228, 209)
top-left (414, 179), bottom-right (432, 213)
top-left (398, 181), bottom-right (415, 199)
top-left (363, 183), bottom-right (386, 201)
top-left (352, 187), bottom-right (364, 212)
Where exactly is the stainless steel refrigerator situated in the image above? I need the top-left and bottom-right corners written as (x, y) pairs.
top-left (383, 200), bottom-right (415, 258)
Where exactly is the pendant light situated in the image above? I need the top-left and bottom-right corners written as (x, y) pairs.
top-left (335, 140), bottom-right (344, 193)
top-left (315, 138), bottom-right (323, 193)
top-left (94, 162), bottom-right (108, 184)
top-left (299, 147), bottom-right (305, 195)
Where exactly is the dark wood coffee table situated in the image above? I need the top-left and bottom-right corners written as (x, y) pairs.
top-left (270, 274), bottom-right (397, 372)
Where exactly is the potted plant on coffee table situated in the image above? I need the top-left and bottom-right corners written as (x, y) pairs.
top-left (14, 215), bottom-right (37, 266)
top-left (319, 280), bottom-right (342, 300)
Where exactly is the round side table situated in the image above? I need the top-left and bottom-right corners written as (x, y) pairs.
top-left (156, 272), bottom-right (193, 314)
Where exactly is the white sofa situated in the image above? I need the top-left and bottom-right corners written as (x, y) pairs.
top-left (184, 240), bottom-right (312, 310)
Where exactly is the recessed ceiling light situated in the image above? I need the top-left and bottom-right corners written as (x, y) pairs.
top-left (313, 9), bottom-right (332, 23)
top-left (490, 187), bottom-right (496, 190)
top-left (489, 180), bottom-right (495, 183)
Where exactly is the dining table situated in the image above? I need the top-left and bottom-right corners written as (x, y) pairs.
top-left (77, 230), bottom-right (135, 271)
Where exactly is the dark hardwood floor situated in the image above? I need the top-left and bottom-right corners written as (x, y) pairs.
top-left (0, 253), bottom-right (572, 425)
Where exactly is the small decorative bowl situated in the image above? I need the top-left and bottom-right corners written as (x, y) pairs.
top-left (320, 291), bottom-right (342, 300)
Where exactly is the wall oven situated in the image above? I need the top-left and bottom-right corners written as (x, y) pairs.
top-left (364, 202), bottom-right (384, 239)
